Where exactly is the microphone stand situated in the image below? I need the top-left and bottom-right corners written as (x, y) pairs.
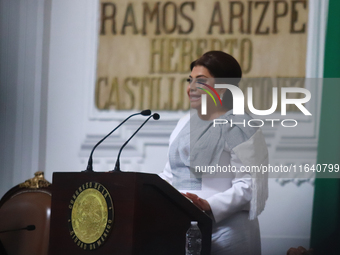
top-left (0, 225), bottom-right (35, 234)
top-left (84, 110), bottom-right (151, 172)
top-left (112, 113), bottom-right (160, 172)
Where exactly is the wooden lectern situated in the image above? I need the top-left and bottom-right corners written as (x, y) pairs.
top-left (49, 172), bottom-right (212, 255)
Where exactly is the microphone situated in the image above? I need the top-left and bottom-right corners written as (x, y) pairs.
top-left (85, 110), bottom-right (151, 172)
top-left (112, 113), bottom-right (160, 172)
top-left (0, 225), bottom-right (35, 234)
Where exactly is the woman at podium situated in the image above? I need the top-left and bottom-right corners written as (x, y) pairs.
top-left (160, 51), bottom-right (268, 255)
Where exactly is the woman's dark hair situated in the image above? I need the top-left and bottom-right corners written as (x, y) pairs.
top-left (190, 51), bottom-right (242, 110)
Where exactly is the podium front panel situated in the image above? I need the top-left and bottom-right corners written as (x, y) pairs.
top-left (48, 172), bottom-right (212, 255)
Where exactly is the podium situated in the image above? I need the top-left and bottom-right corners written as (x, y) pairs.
top-left (48, 172), bottom-right (212, 255)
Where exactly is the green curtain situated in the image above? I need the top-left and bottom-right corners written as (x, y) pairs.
top-left (310, 0), bottom-right (340, 253)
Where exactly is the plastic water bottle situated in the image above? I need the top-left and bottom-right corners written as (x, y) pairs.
top-left (185, 221), bottom-right (202, 255)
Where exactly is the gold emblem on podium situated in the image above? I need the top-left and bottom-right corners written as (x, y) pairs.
top-left (68, 182), bottom-right (113, 250)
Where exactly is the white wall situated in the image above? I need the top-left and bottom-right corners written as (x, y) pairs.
top-left (0, 0), bottom-right (328, 254)
top-left (0, 0), bottom-right (50, 195)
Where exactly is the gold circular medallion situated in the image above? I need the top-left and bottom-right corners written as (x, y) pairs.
top-left (68, 182), bottom-right (113, 250)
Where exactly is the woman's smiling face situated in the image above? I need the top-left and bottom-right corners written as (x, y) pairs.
top-left (187, 65), bottom-right (214, 110)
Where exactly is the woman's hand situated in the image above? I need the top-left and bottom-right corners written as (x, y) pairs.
top-left (182, 192), bottom-right (212, 212)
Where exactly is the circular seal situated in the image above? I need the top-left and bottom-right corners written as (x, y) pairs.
top-left (68, 182), bottom-right (113, 250)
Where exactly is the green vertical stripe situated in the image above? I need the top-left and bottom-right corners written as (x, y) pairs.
top-left (310, 0), bottom-right (340, 252)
